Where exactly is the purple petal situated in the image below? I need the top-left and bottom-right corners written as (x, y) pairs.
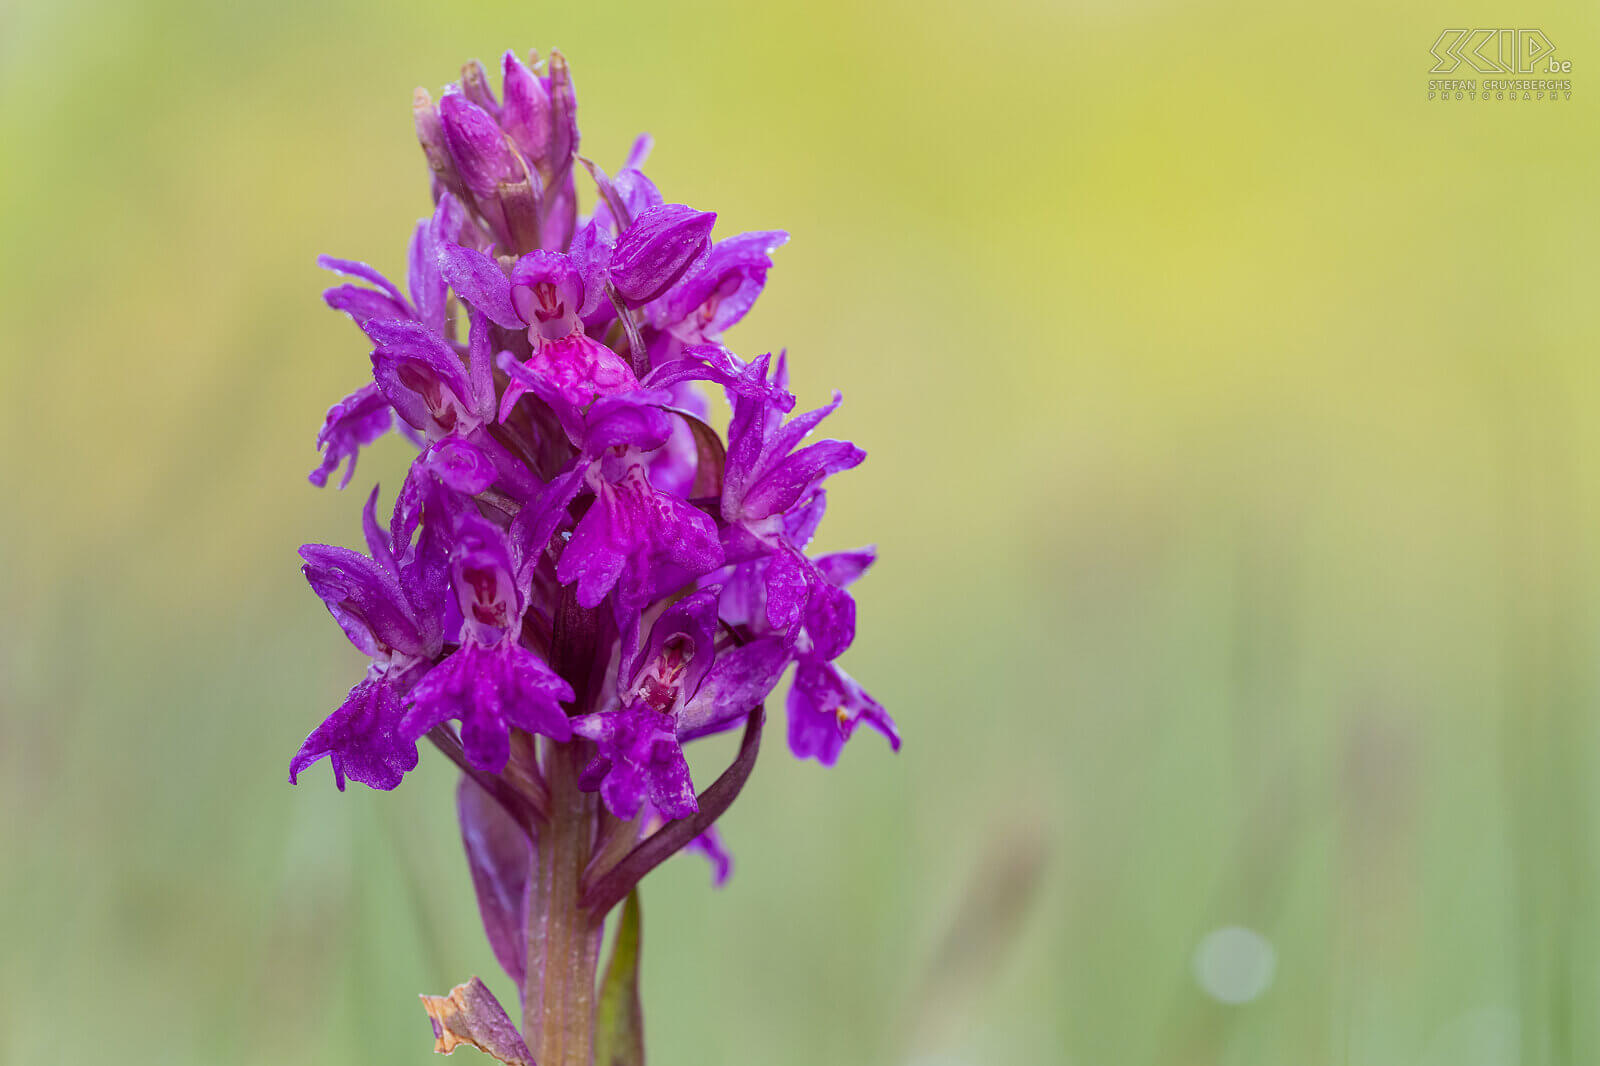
top-left (763, 546), bottom-right (809, 636)
top-left (496, 349), bottom-right (583, 438)
top-left (684, 825), bottom-right (732, 887)
top-left (448, 510), bottom-right (523, 643)
top-left (440, 91), bottom-right (525, 199)
top-left (500, 333), bottom-right (638, 422)
top-left (309, 383), bottom-right (392, 488)
top-left (663, 230), bottom-right (788, 335)
top-left (290, 674), bottom-right (418, 791)
top-left (541, 170), bottom-right (578, 252)
top-left (509, 459), bottom-right (587, 577)
top-left (765, 391), bottom-right (844, 470)
top-left (465, 307), bottom-right (498, 419)
top-left (624, 133), bottom-right (654, 171)
top-left (409, 195), bottom-right (465, 333)
top-left (786, 659), bottom-right (898, 766)
top-left (557, 465), bottom-right (723, 611)
top-left (716, 558), bottom-right (768, 631)
top-left (300, 543), bottom-right (425, 658)
top-left (366, 319), bottom-right (478, 434)
top-left (678, 637), bottom-right (792, 740)
top-left (318, 255), bottom-right (407, 304)
top-left (545, 50), bottom-right (578, 174)
top-left (804, 578), bottom-right (857, 662)
top-left (592, 167), bottom-right (664, 236)
top-left (782, 491), bottom-right (829, 550)
top-left (625, 588), bottom-right (720, 711)
top-left (569, 221), bottom-right (614, 318)
top-left (402, 641), bottom-right (575, 771)
top-left (439, 244), bottom-right (521, 329)
top-left (609, 204), bottom-right (716, 306)
top-left (815, 546), bottom-right (876, 588)
top-left (720, 358), bottom-right (779, 513)
top-left (572, 706), bottom-right (697, 820)
top-left (741, 439), bottom-right (866, 521)
top-left (500, 50), bottom-right (550, 165)
top-left (557, 480), bottom-right (631, 610)
top-left (414, 88), bottom-right (454, 188)
top-left (425, 437), bottom-right (497, 494)
top-left (465, 426), bottom-right (542, 502)
top-left (509, 249), bottom-right (585, 339)
top-left (322, 284), bottom-right (412, 331)
top-left (642, 345), bottom-right (791, 414)
top-left (459, 58), bottom-right (500, 115)
top-left (581, 391), bottom-right (675, 455)
top-left (360, 484), bottom-right (397, 575)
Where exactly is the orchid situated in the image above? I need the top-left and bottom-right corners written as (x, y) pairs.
top-left (287, 48), bottom-right (896, 1066)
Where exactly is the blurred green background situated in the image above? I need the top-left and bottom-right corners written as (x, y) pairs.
top-left (4, 0), bottom-right (1600, 1062)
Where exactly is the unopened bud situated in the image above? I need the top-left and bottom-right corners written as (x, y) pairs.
top-left (440, 91), bottom-right (526, 200)
top-left (609, 204), bottom-right (716, 305)
top-left (459, 59), bottom-right (499, 116)
top-left (545, 50), bottom-right (579, 177)
top-left (413, 88), bottom-right (457, 189)
top-left (501, 50), bottom-right (551, 175)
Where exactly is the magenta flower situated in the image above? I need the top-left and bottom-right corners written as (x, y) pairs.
top-left (287, 47), bottom-right (896, 1065)
top-left (400, 511), bottom-right (575, 772)
top-left (787, 658), bottom-right (901, 767)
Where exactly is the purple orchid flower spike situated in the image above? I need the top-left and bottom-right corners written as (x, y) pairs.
top-left (290, 47), bottom-right (895, 1066)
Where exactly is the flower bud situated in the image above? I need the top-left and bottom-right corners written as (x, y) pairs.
top-left (459, 58), bottom-right (499, 116)
top-left (413, 88), bottom-right (458, 191)
top-left (500, 50), bottom-right (550, 174)
top-left (609, 204), bottom-right (716, 305)
top-left (439, 91), bottom-right (526, 201)
top-left (545, 49), bottom-right (579, 176)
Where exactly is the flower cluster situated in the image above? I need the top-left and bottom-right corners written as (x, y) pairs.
top-left (290, 49), bottom-right (898, 886)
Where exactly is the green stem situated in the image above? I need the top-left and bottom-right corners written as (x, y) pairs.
top-left (524, 740), bottom-right (602, 1066)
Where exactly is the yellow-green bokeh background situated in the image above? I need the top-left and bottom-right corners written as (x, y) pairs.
top-left (4, 0), bottom-right (1600, 1063)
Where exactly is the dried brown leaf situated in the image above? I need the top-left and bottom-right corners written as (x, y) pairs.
top-left (419, 977), bottom-right (536, 1064)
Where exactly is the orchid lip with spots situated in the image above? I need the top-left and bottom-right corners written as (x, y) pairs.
top-left (288, 47), bottom-right (898, 1066)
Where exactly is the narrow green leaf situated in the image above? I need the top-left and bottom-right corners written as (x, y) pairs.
top-left (594, 890), bottom-right (645, 1066)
